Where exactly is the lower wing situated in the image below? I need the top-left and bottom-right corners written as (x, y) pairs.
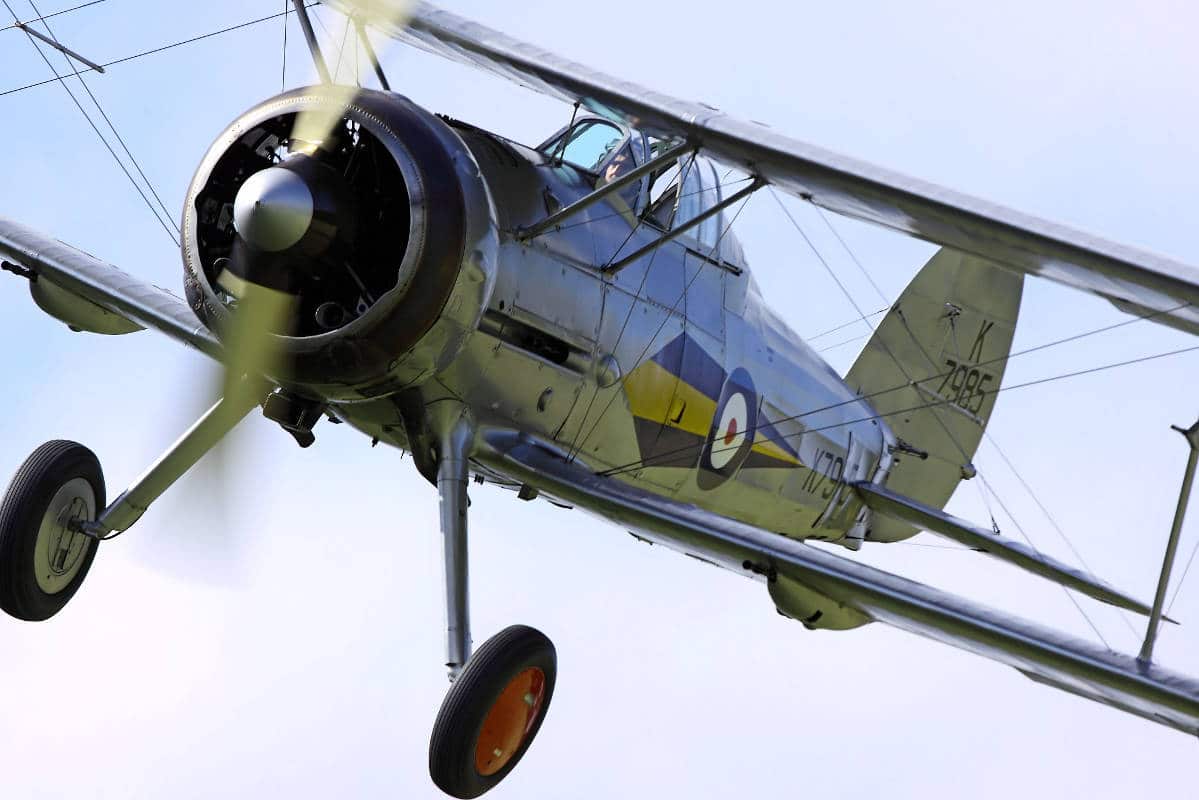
top-left (478, 429), bottom-right (1199, 737)
top-left (0, 216), bottom-right (219, 359)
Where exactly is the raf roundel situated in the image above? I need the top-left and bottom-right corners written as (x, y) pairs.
top-left (710, 392), bottom-right (749, 469)
top-left (698, 368), bottom-right (758, 489)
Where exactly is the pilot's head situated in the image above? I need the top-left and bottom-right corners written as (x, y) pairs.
top-left (604, 152), bottom-right (629, 183)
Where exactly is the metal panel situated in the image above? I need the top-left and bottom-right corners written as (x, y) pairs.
top-left (683, 251), bottom-right (723, 337)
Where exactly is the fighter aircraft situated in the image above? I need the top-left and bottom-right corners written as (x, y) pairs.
top-left (2, 1), bottom-right (1198, 797)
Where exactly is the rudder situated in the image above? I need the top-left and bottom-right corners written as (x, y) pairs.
top-left (846, 248), bottom-right (1023, 542)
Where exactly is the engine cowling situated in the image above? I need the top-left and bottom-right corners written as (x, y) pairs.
top-left (182, 88), bottom-right (498, 401)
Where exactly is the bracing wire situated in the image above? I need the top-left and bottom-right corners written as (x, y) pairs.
top-left (3, 0), bottom-right (180, 245)
top-left (808, 194), bottom-right (1150, 645)
top-left (983, 432), bottom-right (1143, 641)
top-left (281, 0), bottom-right (289, 91)
top-left (563, 151), bottom-right (701, 462)
top-left (806, 308), bottom-right (887, 343)
top-left (568, 169), bottom-right (754, 462)
top-left (331, 13), bottom-right (351, 83)
top-left (1, 5), bottom-right (318, 98)
top-left (815, 207), bottom-right (891, 306)
top-left (978, 472), bottom-right (1114, 650)
top-left (1167, 533), bottom-right (1199, 616)
top-left (593, 294), bottom-right (1192, 481)
top-left (598, 341), bottom-right (1199, 479)
top-left (0, 0), bottom-right (102, 31)
top-left (27, 0), bottom-right (180, 239)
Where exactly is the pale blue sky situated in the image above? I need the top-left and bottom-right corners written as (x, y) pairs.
top-left (0, 1), bottom-right (1196, 797)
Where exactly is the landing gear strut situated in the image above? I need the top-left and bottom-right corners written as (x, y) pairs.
top-left (426, 403), bottom-right (556, 798)
top-left (0, 390), bottom-right (259, 621)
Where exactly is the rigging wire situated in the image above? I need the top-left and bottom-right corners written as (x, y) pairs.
top-left (596, 296), bottom-right (1193, 480)
top-left (2, 0), bottom-right (179, 245)
top-left (978, 472), bottom-right (1114, 650)
top-left (771, 189), bottom-right (972, 465)
top-left (984, 432), bottom-right (1142, 641)
top-left (819, 156), bottom-right (1181, 643)
top-left (598, 341), bottom-right (1199, 478)
top-left (570, 176), bottom-right (754, 462)
top-left (704, 188), bottom-right (1162, 649)
top-left (815, 333), bottom-right (868, 354)
top-left (563, 151), bottom-right (701, 462)
top-left (280, 0), bottom-right (289, 91)
top-left (806, 307), bottom-right (887, 343)
top-left (27, 0), bottom-right (180, 239)
top-left (889, 541), bottom-right (976, 551)
top-left (815, 207), bottom-right (891, 305)
top-left (1167, 530), bottom-right (1199, 616)
top-left (331, 13), bottom-right (352, 83)
top-left (1, 5), bottom-right (318, 98)
top-left (0, 0), bottom-right (102, 32)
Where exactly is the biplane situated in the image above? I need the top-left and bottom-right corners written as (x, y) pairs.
top-left (1, 1), bottom-right (1198, 797)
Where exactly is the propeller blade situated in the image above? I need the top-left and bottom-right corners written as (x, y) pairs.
top-left (290, 1), bottom-right (415, 145)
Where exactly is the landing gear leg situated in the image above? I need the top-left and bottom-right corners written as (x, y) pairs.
top-left (89, 390), bottom-right (260, 537)
top-left (435, 406), bottom-right (474, 681)
top-left (0, 389), bottom-right (260, 621)
top-left (425, 405), bottom-right (557, 798)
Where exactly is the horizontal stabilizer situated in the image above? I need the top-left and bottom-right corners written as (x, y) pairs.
top-left (855, 482), bottom-right (1154, 616)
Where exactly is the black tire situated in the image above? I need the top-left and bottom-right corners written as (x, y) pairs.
top-left (429, 625), bottom-right (557, 799)
top-left (0, 441), bottom-right (104, 621)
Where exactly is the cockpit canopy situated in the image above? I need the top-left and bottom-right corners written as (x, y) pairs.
top-left (540, 116), bottom-right (747, 269)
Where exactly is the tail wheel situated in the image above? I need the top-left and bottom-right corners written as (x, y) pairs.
top-left (429, 625), bottom-right (556, 798)
top-left (0, 441), bottom-right (105, 621)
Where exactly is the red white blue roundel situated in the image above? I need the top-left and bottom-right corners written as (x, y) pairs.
top-left (698, 368), bottom-right (756, 489)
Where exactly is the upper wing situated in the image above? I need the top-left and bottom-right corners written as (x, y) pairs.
top-left (329, 0), bottom-right (1199, 336)
top-left (477, 430), bottom-right (1199, 737)
top-left (0, 216), bottom-right (219, 359)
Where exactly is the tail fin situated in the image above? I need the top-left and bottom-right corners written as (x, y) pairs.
top-left (846, 248), bottom-right (1023, 542)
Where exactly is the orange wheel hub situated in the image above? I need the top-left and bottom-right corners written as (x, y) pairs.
top-left (473, 667), bottom-right (547, 777)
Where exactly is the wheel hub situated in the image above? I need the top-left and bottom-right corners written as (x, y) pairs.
top-left (473, 667), bottom-right (547, 777)
top-left (33, 477), bottom-right (95, 594)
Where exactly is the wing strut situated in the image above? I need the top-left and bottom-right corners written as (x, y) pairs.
top-left (604, 178), bottom-right (763, 274)
top-left (1140, 418), bottom-right (1199, 662)
top-left (291, 0), bottom-right (332, 84)
top-left (14, 22), bottom-right (105, 73)
top-left (515, 140), bottom-right (691, 241)
top-left (353, 16), bottom-right (391, 90)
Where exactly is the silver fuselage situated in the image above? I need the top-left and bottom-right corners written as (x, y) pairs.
top-left (332, 119), bottom-right (893, 548)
